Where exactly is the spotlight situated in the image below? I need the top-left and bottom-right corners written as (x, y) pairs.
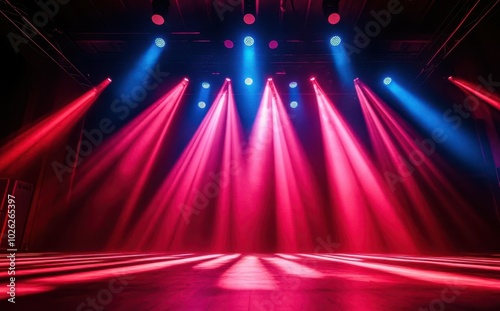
top-left (245, 78), bottom-right (253, 85)
top-left (330, 36), bottom-right (341, 46)
top-left (184, 77), bottom-right (189, 82)
top-left (198, 101), bottom-right (206, 109)
top-left (290, 101), bottom-right (298, 108)
top-left (155, 37), bottom-right (166, 48)
top-left (289, 82), bottom-right (297, 88)
top-left (224, 40), bottom-right (234, 49)
top-left (244, 36), bottom-right (254, 46)
top-left (448, 76), bottom-right (453, 80)
top-left (322, 0), bottom-right (340, 24)
top-left (244, 0), bottom-right (256, 24)
top-left (310, 77), bottom-right (316, 81)
top-left (226, 78), bottom-right (231, 81)
top-left (244, 14), bottom-right (255, 25)
top-left (267, 77), bottom-right (272, 81)
top-left (151, 0), bottom-right (170, 25)
top-left (383, 77), bottom-right (392, 85)
top-left (202, 82), bottom-right (210, 89)
top-left (269, 40), bottom-right (278, 49)
top-left (107, 77), bottom-right (112, 82)
top-left (328, 13), bottom-right (341, 25)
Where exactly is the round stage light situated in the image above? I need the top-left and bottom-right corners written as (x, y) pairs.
top-left (269, 40), bottom-right (278, 49)
top-left (290, 101), bottom-right (298, 108)
top-left (155, 37), bottom-right (166, 48)
top-left (328, 13), bottom-right (341, 25)
top-left (310, 77), bottom-right (316, 81)
top-left (267, 77), bottom-right (272, 81)
top-left (383, 77), bottom-right (392, 85)
top-left (330, 36), bottom-right (341, 46)
top-left (224, 40), bottom-right (234, 49)
top-left (289, 82), bottom-right (297, 88)
top-left (226, 78), bottom-right (231, 81)
top-left (202, 82), bottom-right (210, 89)
top-left (245, 78), bottom-right (253, 85)
top-left (107, 77), bottom-right (112, 82)
top-left (198, 101), bottom-right (206, 109)
top-left (244, 36), bottom-right (254, 46)
top-left (151, 14), bottom-right (165, 26)
top-left (243, 13), bottom-right (255, 25)
top-left (183, 77), bottom-right (189, 82)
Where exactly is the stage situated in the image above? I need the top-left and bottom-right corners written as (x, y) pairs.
top-left (2, 252), bottom-right (500, 310)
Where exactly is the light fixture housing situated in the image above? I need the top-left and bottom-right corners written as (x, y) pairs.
top-left (155, 37), bottom-right (166, 48)
top-left (330, 36), bottom-right (341, 46)
top-left (243, 0), bottom-right (256, 24)
top-left (244, 36), bottom-right (254, 46)
top-left (151, 0), bottom-right (170, 25)
top-left (322, 0), bottom-right (341, 25)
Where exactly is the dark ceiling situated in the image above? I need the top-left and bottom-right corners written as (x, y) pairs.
top-left (1, 0), bottom-right (499, 90)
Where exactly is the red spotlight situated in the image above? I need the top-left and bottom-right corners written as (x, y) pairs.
top-left (245, 81), bottom-right (328, 252)
top-left (151, 14), bottom-right (165, 25)
top-left (310, 77), bottom-right (316, 81)
top-left (314, 80), bottom-right (418, 253)
top-left (224, 40), bottom-right (234, 49)
top-left (184, 77), bottom-right (189, 82)
top-left (243, 13), bottom-right (255, 25)
top-left (268, 40), bottom-right (278, 49)
top-left (151, 0), bottom-right (169, 25)
top-left (328, 13), bottom-right (341, 25)
top-left (267, 78), bottom-right (272, 81)
top-left (0, 78), bottom-right (110, 174)
top-left (122, 83), bottom-right (246, 251)
top-left (107, 77), bottom-right (112, 82)
top-left (354, 79), bottom-right (492, 252)
top-left (449, 76), bottom-right (500, 110)
top-left (226, 78), bottom-right (231, 81)
top-left (448, 76), bottom-right (453, 80)
top-left (70, 81), bottom-right (189, 247)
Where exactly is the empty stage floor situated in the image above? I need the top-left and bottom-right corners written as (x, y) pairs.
top-left (1, 252), bottom-right (500, 310)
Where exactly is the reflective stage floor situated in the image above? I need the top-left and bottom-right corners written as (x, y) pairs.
top-left (1, 252), bottom-right (500, 310)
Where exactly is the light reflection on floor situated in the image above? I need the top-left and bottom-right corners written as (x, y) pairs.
top-left (2, 253), bottom-right (500, 310)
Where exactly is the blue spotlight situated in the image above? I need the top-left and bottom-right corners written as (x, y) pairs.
top-left (202, 82), bottom-right (210, 89)
top-left (330, 36), bottom-right (341, 46)
top-left (289, 82), bottom-right (297, 88)
top-left (383, 77), bottom-right (392, 85)
top-left (198, 101), bottom-right (206, 109)
top-left (290, 101), bottom-right (298, 108)
top-left (244, 36), bottom-right (254, 46)
top-left (155, 37), bottom-right (166, 48)
top-left (245, 77), bottom-right (253, 85)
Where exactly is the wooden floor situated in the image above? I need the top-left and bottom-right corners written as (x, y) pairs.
top-left (1, 252), bottom-right (500, 310)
